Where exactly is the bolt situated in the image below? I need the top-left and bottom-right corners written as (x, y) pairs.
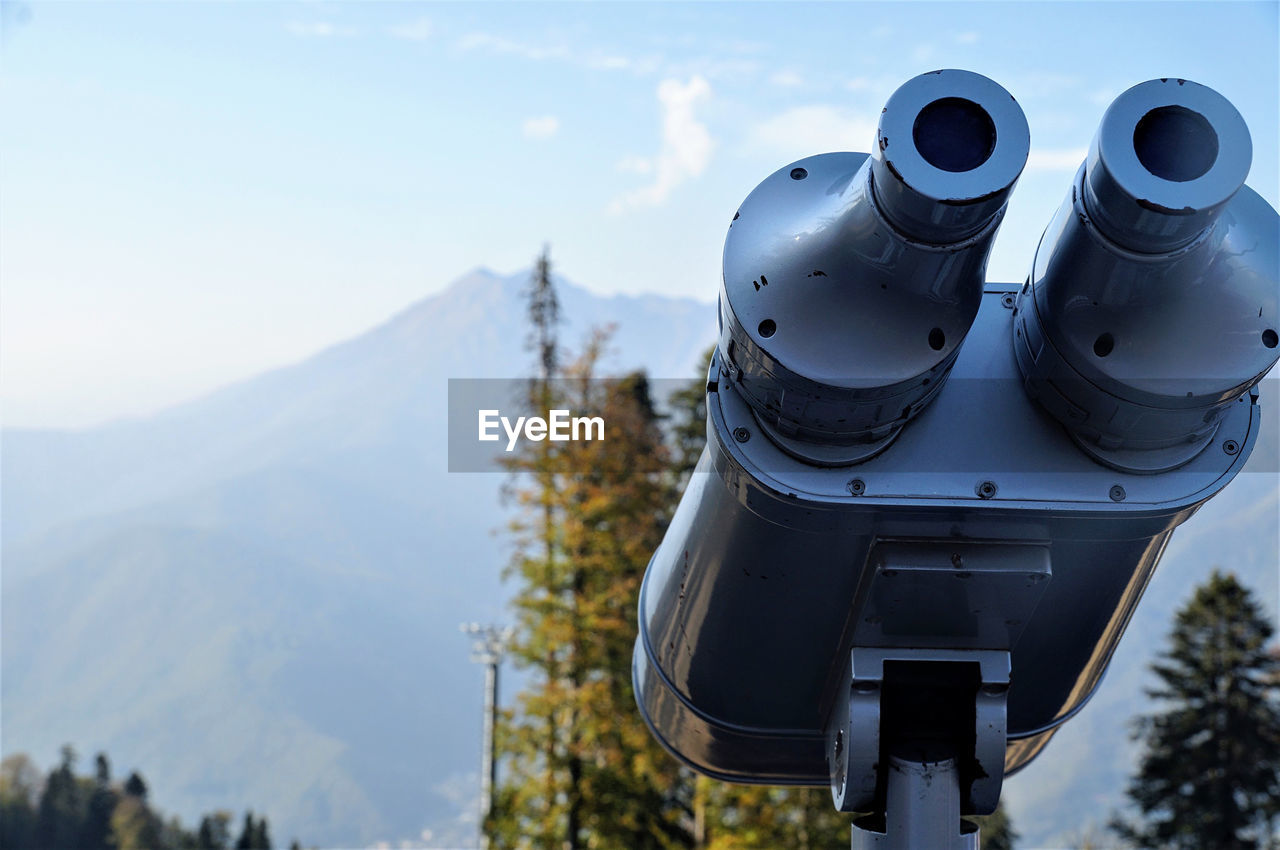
top-left (976, 480), bottom-right (998, 500)
top-left (1223, 439), bottom-right (1240, 455)
top-left (847, 478), bottom-right (866, 496)
top-left (1110, 485), bottom-right (1127, 502)
top-left (733, 427), bottom-right (750, 443)
top-left (1001, 293), bottom-right (1016, 309)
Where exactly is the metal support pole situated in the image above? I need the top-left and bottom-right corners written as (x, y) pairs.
top-left (462, 623), bottom-right (513, 850)
top-left (479, 659), bottom-right (498, 849)
top-left (851, 752), bottom-right (978, 850)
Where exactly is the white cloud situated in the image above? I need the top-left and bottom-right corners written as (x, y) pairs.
top-left (1089, 86), bottom-right (1122, 106)
top-left (616, 155), bottom-right (653, 175)
top-left (609, 76), bottom-right (713, 213)
top-left (285, 21), bottom-right (355, 39)
top-left (769, 69), bottom-right (805, 88)
top-left (954, 31), bottom-right (979, 45)
top-left (389, 17), bottom-right (432, 42)
top-left (457, 31), bottom-right (570, 63)
top-left (1026, 148), bottom-right (1088, 171)
top-left (522, 115), bottom-right (560, 140)
top-left (747, 104), bottom-right (879, 161)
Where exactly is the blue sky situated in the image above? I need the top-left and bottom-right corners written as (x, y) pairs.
top-left (2, 1), bottom-right (1277, 427)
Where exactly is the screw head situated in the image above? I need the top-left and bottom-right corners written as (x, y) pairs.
top-left (1223, 439), bottom-right (1240, 455)
top-left (1001, 293), bottom-right (1016, 309)
top-left (976, 480), bottom-right (998, 499)
top-left (847, 478), bottom-right (866, 496)
top-left (1110, 484), bottom-right (1127, 502)
top-left (733, 427), bottom-right (750, 443)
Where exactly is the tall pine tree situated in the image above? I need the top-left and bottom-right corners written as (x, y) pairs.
top-left (1112, 569), bottom-right (1280, 849)
top-left (489, 252), bottom-right (690, 849)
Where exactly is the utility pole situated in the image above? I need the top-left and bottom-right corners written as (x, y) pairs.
top-left (462, 623), bottom-right (513, 850)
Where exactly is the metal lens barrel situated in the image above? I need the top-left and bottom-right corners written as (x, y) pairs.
top-left (1015, 78), bottom-right (1280, 473)
top-left (719, 70), bottom-right (1029, 465)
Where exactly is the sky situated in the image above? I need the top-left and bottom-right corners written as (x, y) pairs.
top-left (2, 1), bottom-right (1277, 428)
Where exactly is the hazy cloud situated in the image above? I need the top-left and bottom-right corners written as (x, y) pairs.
top-left (522, 115), bottom-right (560, 140)
top-left (457, 31), bottom-right (571, 62)
top-left (911, 43), bottom-right (936, 63)
top-left (769, 69), bottom-right (805, 88)
top-left (389, 17), bottom-right (432, 42)
top-left (616, 155), bottom-right (654, 175)
top-left (954, 31), bottom-right (980, 45)
top-left (610, 76), bottom-right (713, 213)
top-left (1027, 148), bottom-right (1088, 171)
top-left (457, 30), bottom-right (663, 75)
top-left (748, 104), bottom-right (878, 161)
top-left (285, 20), bottom-right (356, 39)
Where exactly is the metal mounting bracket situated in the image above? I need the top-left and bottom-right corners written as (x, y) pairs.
top-left (824, 540), bottom-right (1052, 847)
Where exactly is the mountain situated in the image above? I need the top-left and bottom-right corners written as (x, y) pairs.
top-left (1, 268), bottom-right (716, 848)
top-left (3, 267), bottom-right (1276, 848)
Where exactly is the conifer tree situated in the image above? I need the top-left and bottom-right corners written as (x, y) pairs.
top-left (198, 813), bottom-right (233, 850)
top-left (80, 752), bottom-right (119, 850)
top-left (0, 753), bottom-right (41, 850)
top-left (123, 770), bottom-right (149, 800)
top-left (235, 811), bottom-right (256, 849)
top-left (975, 800), bottom-right (1018, 850)
top-left (109, 793), bottom-right (163, 850)
top-left (490, 251), bottom-right (690, 848)
top-left (34, 745), bottom-right (84, 850)
top-left (1112, 569), bottom-right (1280, 849)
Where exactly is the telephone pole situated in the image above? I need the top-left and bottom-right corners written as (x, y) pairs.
top-left (461, 623), bottom-right (513, 850)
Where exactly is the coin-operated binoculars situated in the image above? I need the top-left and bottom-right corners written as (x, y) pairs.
top-left (633, 69), bottom-right (1278, 849)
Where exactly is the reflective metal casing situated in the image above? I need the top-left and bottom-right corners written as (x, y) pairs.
top-left (634, 287), bottom-right (1262, 785)
top-left (1016, 79), bottom-right (1279, 472)
top-left (633, 71), bottom-right (1275, 797)
top-left (720, 70), bottom-right (1029, 456)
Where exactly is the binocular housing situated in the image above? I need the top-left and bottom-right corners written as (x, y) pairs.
top-left (633, 69), bottom-right (1278, 814)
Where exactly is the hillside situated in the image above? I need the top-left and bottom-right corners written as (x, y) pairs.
top-left (1, 268), bottom-right (716, 847)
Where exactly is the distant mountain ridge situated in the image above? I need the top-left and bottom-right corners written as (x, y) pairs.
top-left (2, 267), bottom-right (716, 848)
top-left (3, 267), bottom-right (1276, 848)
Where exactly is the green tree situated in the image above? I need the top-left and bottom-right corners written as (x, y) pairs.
top-left (34, 745), bottom-right (85, 850)
top-left (198, 812), bottom-right (234, 850)
top-left (490, 252), bottom-right (690, 849)
top-left (110, 794), bottom-right (163, 850)
top-left (974, 800), bottom-right (1018, 850)
top-left (253, 814), bottom-right (272, 849)
top-left (80, 752), bottom-right (119, 850)
top-left (0, 753), bottom-right (41, 850)
top-left (493, 343), bottom-right (689, 849)
top-left (123, 770), bottom-right (149, 800)
top-left (1112, 569), bottom-right (1280, 849)
top-left (665, 346), bottom-right (714, 482)
top-left (697, 785), bottom-right (849, 849)
top-left (235, 811), bottom-right (258, 849)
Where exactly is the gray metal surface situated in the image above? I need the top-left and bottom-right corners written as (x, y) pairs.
top-left (849, 755), bottom-right (979, 850)
top-left (632, 285), bottom-right (1259, 786)
top-left (828, 648), bottom-right (1012, 815)
top-left (719, 70), bottom-right (1028, 452)
top-left (631, 70), bottom-right (1276, 819)
top-left (1016, 79), bottom-right (1278, 470)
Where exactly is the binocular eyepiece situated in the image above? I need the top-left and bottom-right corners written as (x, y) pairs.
top-left (1017, 77), bottom-right (1277, 472)
top-left (720, 69), bottom-right (1029, 463)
